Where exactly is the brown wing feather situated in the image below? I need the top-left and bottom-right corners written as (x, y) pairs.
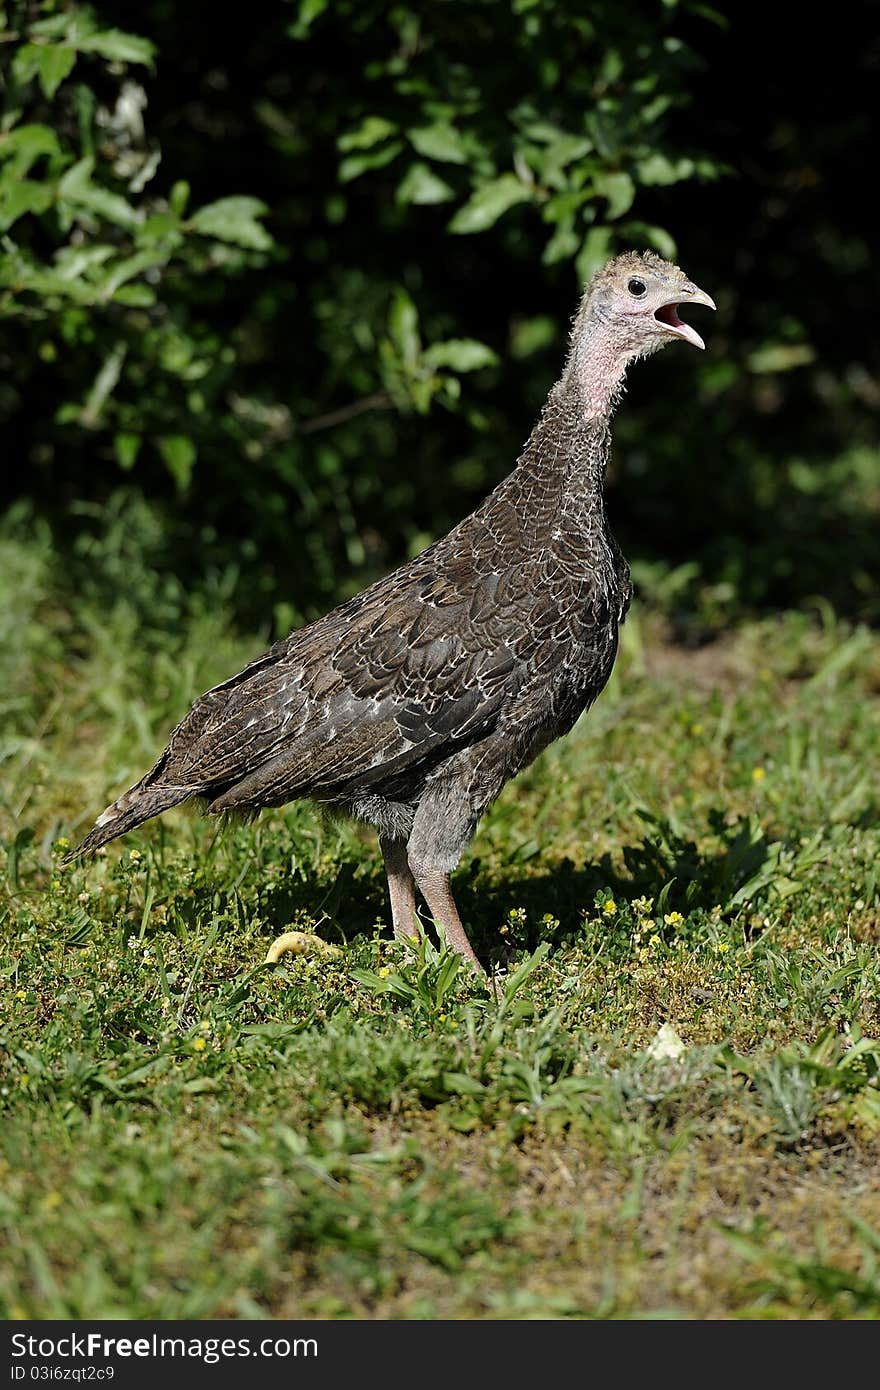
top-left (155, 554), bottom-right (529, 811)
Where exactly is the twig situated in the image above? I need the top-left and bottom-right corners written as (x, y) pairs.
top-left (299, 390), bottom-right (392, 434)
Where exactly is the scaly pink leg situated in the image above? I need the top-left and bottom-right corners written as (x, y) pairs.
top-left (380, 835), bottom-right (419, 940)
top-left (409, 863), bottom-right (484, 975)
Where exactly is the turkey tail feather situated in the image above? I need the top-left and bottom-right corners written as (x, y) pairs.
top-left (62, 782), bottom-right (192, 862)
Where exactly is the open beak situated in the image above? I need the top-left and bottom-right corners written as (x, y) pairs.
top-left (654, 285), bottom-right (716, 351)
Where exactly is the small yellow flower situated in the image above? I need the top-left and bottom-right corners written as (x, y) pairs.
top-left (751, 766), bottom-right (766, 783)
top-left (664, 911), bottom-right (684, 927)
top-left (717, 942), bottom-right (731, 954)
top-left (18, 1074), bottom-right (30, 1088)
top-left (603, 900), bottom-right (618, 917)
top-left (691, 722), bottom-right (704, 736)
top-left (643, 919), bottom-right (655, 931)
top-left (16, 990), bottom-right (26, 1001)
top-left (193, 1037), bottom-right (207, 1052)
top-left (55, 837), bottom-right (70, 851)
top-left (633, 896), bottom-right (653, 915)
top-left (378, 966), bottom-right (389, 978)
top-left (129, 849), bottom-right (142, 862)
top-left (51, 880), bottom-right (61, 891)
top-left (648, 934), bottom-right (661, 949)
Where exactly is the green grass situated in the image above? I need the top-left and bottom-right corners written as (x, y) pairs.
top-left (2, 504), bottom-right (880, 1319)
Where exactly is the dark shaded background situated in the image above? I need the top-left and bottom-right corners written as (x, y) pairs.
top-left (2, 0), bottom-right (878, 629)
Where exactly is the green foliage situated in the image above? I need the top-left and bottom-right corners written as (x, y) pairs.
top-left (0, 0), bottom-right (741, 619)
top-left (2, 508), bottom-right (880, 1317)
top-left (0, 4), bottom-right (278, 500)
top-left (719, 1219), bottom-right (880, 1317)
top-left (1, 1), bottom-right (877, 621)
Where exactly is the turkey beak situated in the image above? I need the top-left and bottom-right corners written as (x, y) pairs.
top-left (687, 286), bottom-right (716, 311)
top-left (654, 284), bottom-right (716, 351)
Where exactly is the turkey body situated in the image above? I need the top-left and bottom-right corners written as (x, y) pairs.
top-left (189, 406), bottom-right (627, 845)
top-left (86, 395), bottom-right (628, 862)
top-left (65, 249), bottom-right (714, 970)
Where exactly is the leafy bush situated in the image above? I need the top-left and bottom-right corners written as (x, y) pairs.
top-left (1, 0), bottom-right (877, 622)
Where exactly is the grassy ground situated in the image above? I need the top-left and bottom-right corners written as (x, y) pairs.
top-left (2, 507), bottom-right (880, 1319)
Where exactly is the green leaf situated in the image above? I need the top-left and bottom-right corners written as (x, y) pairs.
top-left (0, 246), bottom-right (101, 306)
top-left (407, 378), bottom-right (436, 414)
top-left (288, 0), bottom-right (330, 39)
top-left (396, 162), bottom-right (455, 206)
top-left (338, 142), bottom-right (403, 183)
top-left (0, 180), bottom-right (54, 232)
top-left (138, 212), bottom-right (183, 244)
top-left (349, 968), bottom-right (418, 1001)
top-left (76, 29), bottom-right (156, 67)
top-left (188, 196), bottom-right (272, 250)
top-left (338, 116), bottom-right (397, 152)
top-left (158, 435), bottom-right (196, 491)
top-left (37, 45), bottom-right (77, 99)
top-left (0, 125), bottom-right (62, 176)
top-left (803, 626), bottom-right (874, 690)
top-left (80, 342), bottom-right (126, 427)
top-left (541, 134), bottom-right (592, 173)
top-left (542, 216), bottom-right (580, 266)
top-left (595, 171), bottom-right (635, 220)
top-left (654, 878), bottom-right (678, 918)
top-left (182, 1077), bottom-right (220, 1094)
top-left (114, 432), bottom-right (141, 470)
top-left (108, 283), bottom-right (156, 307)
top-left (95, 249), bottom-right (168, 301)
top-left (388, 289), bottom-right (420, 368)
top-left (509, 314), bottom-right (557, 359)
top-left (442, 1072), bottom-right (486, 1097)
top-left (576, 226), bottom-right (613, 283)
top-left (408, 122), bottom-right (468, 165)
top-left (28, 14), bottom-right (75, 38)
top-left (638, 153), bottom-right (695, 186)
top-left (498, 942), bottom-right (551, 1018)
top-left (58, 158), bottom-right (140, 230)
top-left (422, 339), bottom-right (498, 372)
top-left (529, 135), bottom-right (593, 187)
top-left (7, 827), bottom-right (35, 890)
top-left (53, 245), bottom-right (115, 281)
top-left (448, 174), bottom-right (533, 234)
top-left (622, 221), bottom-right (677, 260)
top-left (170, 181), bottom-right (190, 217)
top-left (11, 44), bottom-right (43, 87)
top-left (747, 343), bottom-right (816, 374)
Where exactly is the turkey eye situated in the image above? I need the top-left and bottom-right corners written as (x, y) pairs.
top-left (628, 277), bottom-right (647, 297)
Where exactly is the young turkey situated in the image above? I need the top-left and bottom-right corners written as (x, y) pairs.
top-left (64, 251), bottom-right (714, 971)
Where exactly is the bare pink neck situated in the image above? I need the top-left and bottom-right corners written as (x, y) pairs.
top-left (563, 320), bottom-right (629, 421)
